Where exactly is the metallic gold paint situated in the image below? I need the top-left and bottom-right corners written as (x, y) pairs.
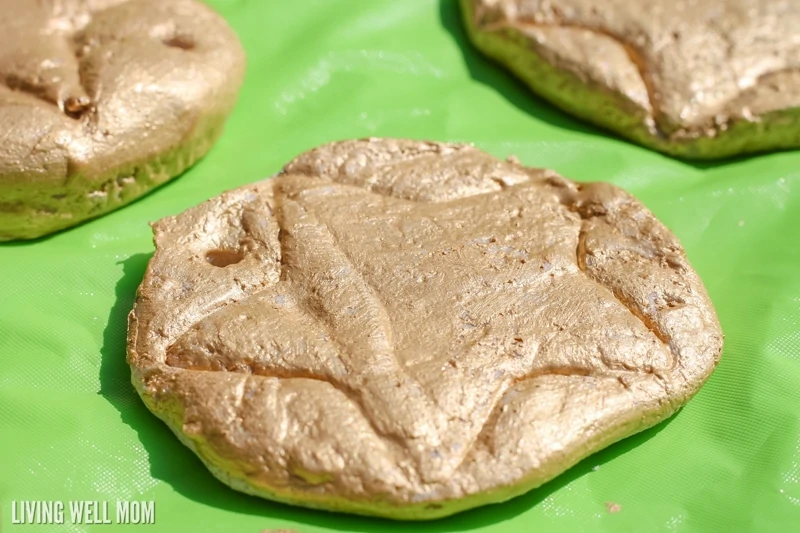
top-left (127, 138), bottom-right (723, 519)
top-left (0, 0), bottom-right (245, 240)
top-left (462, 0), bottom-right (800, 159)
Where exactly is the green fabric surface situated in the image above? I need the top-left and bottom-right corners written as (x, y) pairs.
top-left (1, 1), bottom-right (799, 531)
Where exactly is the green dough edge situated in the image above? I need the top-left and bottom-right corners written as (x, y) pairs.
top-left (0, 111), bottom-right (229, 242)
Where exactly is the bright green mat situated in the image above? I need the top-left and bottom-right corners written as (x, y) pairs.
top-left (1, 1), bottom-right (799, 531)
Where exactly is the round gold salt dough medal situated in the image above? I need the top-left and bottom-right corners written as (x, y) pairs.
top-left (127, 138), bottom-right (723, 519)
top-left (0, 0), bottom-right (245, 241)
top-left (461, 0), bottom-right (800, 160)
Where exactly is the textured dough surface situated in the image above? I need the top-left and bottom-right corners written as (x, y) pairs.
top-left (0, 0), bottom-right (245, 241)
top-left (127, 138), bottom-right (723, 519)
top-left (461, 0), bottom-right (800, 160)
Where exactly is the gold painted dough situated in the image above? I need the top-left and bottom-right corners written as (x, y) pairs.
top-left (461, 0), bottom-right (800, 159)
top-left (0, 0), bottom-right (245, 241)
top-left (127, 138), bottom-right (723, 519)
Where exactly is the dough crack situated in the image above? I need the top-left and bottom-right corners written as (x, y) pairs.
top-left (0, 4), bottom-right (100, 118)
